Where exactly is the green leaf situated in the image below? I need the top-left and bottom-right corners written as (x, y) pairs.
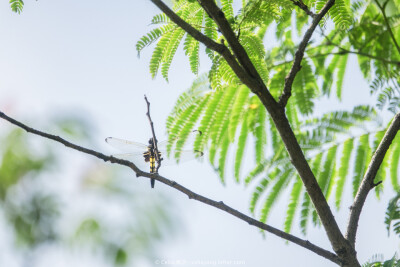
top-left (10, 0), bottom-right (24, 14)
top-left (300, 192), bottom-right (312, 235)
top-left (137, 24), bottom-right (175, 56)
top-left (336, 53), bottom-right (349, 99)
top-left (149, 30), bottom-right (173, 79)
top-left (250, 171), bottom-right (274, 214)
top-left (254, 105), bottom-right (267, 163)
top-left (170, 95), bottom-right (211, 158)
top-left (260, 168), bottom-right (293, 223)
top-left (161, 28), bottom-right (186, 81)
top-left (218, 135), bottom-right (230, 183)
top-left (234, 112), bottom-right (250, 182)
top-left (390, 139), bottom-right (400, 191)
top-left (353, 134), bottom-right (370, 197)
top-left (228, 85), bottom-right (250, 142)
top-left (292, 59), bottom-right (317, 115)
top-left (385, 192), bottom-right (400, 237)
top-left (209, 86), bottom-right (237, 164)
top-left (284, 177), bottom-right (303, 233)
top-left (194, 88), bottom-right (225, 153)
top-left (336, 138), bottom-right (354, 209)
top-left (329, 0), bottom-right (352, 30)
top-left (221, 0), bottom-right (234, 22)
top-left (204, 15), bottom-right (218, 59)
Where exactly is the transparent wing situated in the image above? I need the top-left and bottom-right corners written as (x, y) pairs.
top-left (105, 137), bottom-right (148, 153)
top-left (165, 129), bottom-right (202, 151)
top-left (155, 130), bottom-right (202, 150)
top-left (159, 150), bottom-right (204, 166)
top-left (112, 153), bottom-right (149, 170)
top-left (155, 140), bottom-right (168, 150)
top-left (112, 150), bottom-right (203, 171)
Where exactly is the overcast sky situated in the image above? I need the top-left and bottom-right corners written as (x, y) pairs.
top-left (0, 1), bottom-right (398, 267)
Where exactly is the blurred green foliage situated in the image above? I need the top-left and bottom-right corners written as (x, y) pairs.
top-left (0, 115), bottom-right (178, 266)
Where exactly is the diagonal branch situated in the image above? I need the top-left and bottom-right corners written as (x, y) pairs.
top-left (374, 0), bottom-right (400, 55)
top-left (149, 0), bottom-right (258, 89)
top-left (0, 110), bottom-right (341, 265)
top-left (196, 0), bottom-right (265, 89)
top-left (278, 0), bottom-right (335, 107)
top-left (346, 112), bottom-right (400, 247)
top-left (290, 0), bottom-right (316, 18)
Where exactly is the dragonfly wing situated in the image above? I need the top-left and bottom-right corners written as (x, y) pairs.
top-left (105, 137), bottom-right (148, 152)
top-left (155, 140), bottom-right (168, 150)
top-left (112, 153), bottom-right (149, 170)
top-left (158, 150), bottom-right (204, 166)
top-left (162, 130), bottom-right (202, 151)
top-left (155, 130), bottom-right (202, 151)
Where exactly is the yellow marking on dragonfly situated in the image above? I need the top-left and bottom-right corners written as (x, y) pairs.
top-left (150, 155), bottom-right (156, 173)
top-left (105, 133), bottom-right (204, 189)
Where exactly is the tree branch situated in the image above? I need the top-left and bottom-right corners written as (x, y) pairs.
top-left (271, 50), bottom-right (400, 70)
top-left (148, 1), bottom-right (360, 265)
top-left (290, 0), bottom-right (316, 18)
top-left (312, 50), bottom-right (400, 66)
top-left (196, 0), bottom-right (265, 88)
top-left (0, 110), bottom-right (341, 265)
top-left (319, 33), bottom-right (400, 66)
top-left (374, 0), bottom-right (400, 55)
top-left (345, 112), bottom-right (400, 247)
top-left (149, 0), bottom-right (258, 89)
top-left (278, 0), bottom-right (335, 107)
top-left (144, 95), bottom-right (161, 188)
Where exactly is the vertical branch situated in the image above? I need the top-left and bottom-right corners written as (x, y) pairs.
top-left (346, 112), bottom-right (400, 246)
top-left (374, 0), bottom-right (400, 55)
top-left (145, 95), bottom-right (162, 188)
top-left (278, 0), bottom-right (335, 107)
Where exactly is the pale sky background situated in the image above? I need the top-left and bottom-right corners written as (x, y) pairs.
top-left (0, 1), bottom-right (399, 267)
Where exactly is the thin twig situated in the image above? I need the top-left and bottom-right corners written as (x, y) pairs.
top-left (319, 33), bottom-right (400, 66)
top-left (374, 0), bottom-right (400, 55)
top-left (345, 112), bottom-right (400, 247)
top-left (0, 110), bottom-right (341, 265)
top-left (144, 95), bottom-right (161, 188)
top-left (270, 50), bottom-right (400, 70)
top-left (278, 0), bottom-right (335, 107)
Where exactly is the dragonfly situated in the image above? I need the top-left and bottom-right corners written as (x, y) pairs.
top-left (105, 135), bottom-right (204, 188)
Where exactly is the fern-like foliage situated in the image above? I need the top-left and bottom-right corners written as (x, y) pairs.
top-left (138, 0), bottom-right (297, 83)
top-left (138, 2), bottom-right (207, 80)
top-left (142, 0), bottom-right (400, 236)
top-left (166, 77), bottom-right (260, 183)
top-left (345, 1), bottom-right (399, 111)
top-left (166, 72), bottom-right (400, 234)
top-left (385, 192), bottom-right (400, 238)
top-left (10, 0), bottom-right (24, 14)
top-left (317, 0), bottom-right (353, 30)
